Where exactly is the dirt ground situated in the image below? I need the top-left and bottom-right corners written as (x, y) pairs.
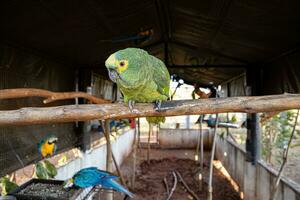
top-left (113, 149), bottom-right (241, 200)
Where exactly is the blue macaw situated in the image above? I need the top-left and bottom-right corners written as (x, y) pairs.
top-left (37, 135), bottom-right (58, 158)
top-left (64, 167), bottom-right (133, 198)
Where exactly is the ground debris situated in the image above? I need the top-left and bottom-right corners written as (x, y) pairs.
top-left (114, 149), bottom-right (241, 200)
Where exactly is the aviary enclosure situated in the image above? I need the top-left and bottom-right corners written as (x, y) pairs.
top-left (1, 1), bottom-right (300, 200)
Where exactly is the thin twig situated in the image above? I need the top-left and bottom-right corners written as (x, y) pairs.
top-left (112, 151), bottom-right (127, 187)
top-left (0, 88), bottom-right (111, 104)
top-left (175, 170), bottom-right (200, 200)
top-left (166, 172), bottom-right (178, 200)
top-left (270, 109), bottom-right (299, 200)
top-left (163, 177), bottom-right (170, 197)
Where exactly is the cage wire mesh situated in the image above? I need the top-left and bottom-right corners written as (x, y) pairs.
top-left (0, 45), bottom-right (78, 177)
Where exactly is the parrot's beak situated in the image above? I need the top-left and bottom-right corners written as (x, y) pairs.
top-left (49, 137), bottom-right (58, 144)
top-left (108, 69), bottom-right (119, 83)
top-left (63, 178), bottom-right (74, 189)
top-left (105, 54), bottom-right (117, 70)
top-left (105, 54), bottom-right (120, 83)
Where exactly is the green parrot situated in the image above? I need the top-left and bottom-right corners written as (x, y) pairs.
top-left (146, 116), bottom-right (165, 124)
top-left (34, 160), bottom-right (57, 179)
top-left (105, 48), bottom-right (170, 111)
top-left (0, 177), bottom-right (18, 196)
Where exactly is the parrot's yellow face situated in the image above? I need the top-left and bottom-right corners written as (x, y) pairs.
top-left (105, 54), bottom-right (129, 74)
top-left (105, 48), bottom-right (149, 87)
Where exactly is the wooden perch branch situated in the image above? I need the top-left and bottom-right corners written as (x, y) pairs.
top-left (0, 88), bottom-right (111, 104)
top-left (1, 94), bottom-right (300, 126)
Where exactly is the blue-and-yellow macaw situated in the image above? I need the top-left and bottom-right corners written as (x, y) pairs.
top-left (64, 167), bottom-right (133, 198)
top-left (37, 135), bottom-right (58, 158)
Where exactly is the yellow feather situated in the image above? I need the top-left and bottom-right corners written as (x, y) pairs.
top-left (41, 142), bottom-right (55, 158)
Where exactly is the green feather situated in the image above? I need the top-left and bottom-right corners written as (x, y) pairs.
top-left (106, 48), bottom-right (170, 124)
top-left (146, 116), bottom-right (166, 124)
top-left (106, 48), bottom-right (170, 103)
top-left (0, 177), bottom-right (18, 196)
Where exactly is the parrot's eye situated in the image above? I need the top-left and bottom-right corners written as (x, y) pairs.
top-left (120, 61), bottom-right (125, 67)
top-left (116, 60), bottom-right (128, 73)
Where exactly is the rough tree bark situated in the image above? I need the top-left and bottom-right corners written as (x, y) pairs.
top-left (0, 88), bottom-right (111, 104)
top-left (1, 94), bottom-right (300, 126)
top-left (102, 120), bottom-right (113, 200)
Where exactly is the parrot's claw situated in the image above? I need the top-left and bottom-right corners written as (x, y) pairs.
top-left (154, 100), bottom-right (162, 111)
top-left (128, 100), bottom-right (138, 113)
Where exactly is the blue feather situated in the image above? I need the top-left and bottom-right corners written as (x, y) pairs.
top-left (72, 167), bottom-right (133, 198)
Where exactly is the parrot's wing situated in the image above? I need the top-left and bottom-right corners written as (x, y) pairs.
top-left (54, 144), bottom-right (57, 154)
top-left (96, 169), bottom-right (118, 179)
top-left (150, 56), bottom-right (170, 98)
top-left (37, 139), bottom-right (45, 156)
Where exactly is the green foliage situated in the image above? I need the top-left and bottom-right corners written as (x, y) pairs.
top-left (0, 177), bottom-right (18, 196)
top-left (34, 160), bottom-right (57, 179)
top-left (261, 110), bottom-right (300, 164)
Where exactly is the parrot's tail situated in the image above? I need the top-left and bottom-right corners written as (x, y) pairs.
top-left (146, 116), bottom-right (165, 125)
top-left (107, 180), bottom-right (134, 198)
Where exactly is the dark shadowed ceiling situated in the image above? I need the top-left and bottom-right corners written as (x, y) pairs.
top-left (1, 0), bottom-right (300, 85)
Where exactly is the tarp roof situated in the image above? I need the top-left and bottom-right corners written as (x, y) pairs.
top-left (1, 0), bottom-right (300, 85)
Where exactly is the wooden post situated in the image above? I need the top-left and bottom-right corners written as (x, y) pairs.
top-left (102, 120), bottom-right (113, 200)
top-left (207, 114), bottom-right (219, 200)
top-left (157, 124), bottom-right (160, 143)
top-left (147, 123), bottom-right (152, 164)
top-left (137, 118), bottom-right (141, 149)
top-left (131, 119), bottom-right (137, 189)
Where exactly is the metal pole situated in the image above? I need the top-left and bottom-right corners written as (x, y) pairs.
top-left (207, 114), bottom-right (219, 200)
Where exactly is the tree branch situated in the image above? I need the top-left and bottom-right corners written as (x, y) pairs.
top-left (0, 88), bottom-right (111, 104)
top-left (1, 94), bottom-right (300, 126)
